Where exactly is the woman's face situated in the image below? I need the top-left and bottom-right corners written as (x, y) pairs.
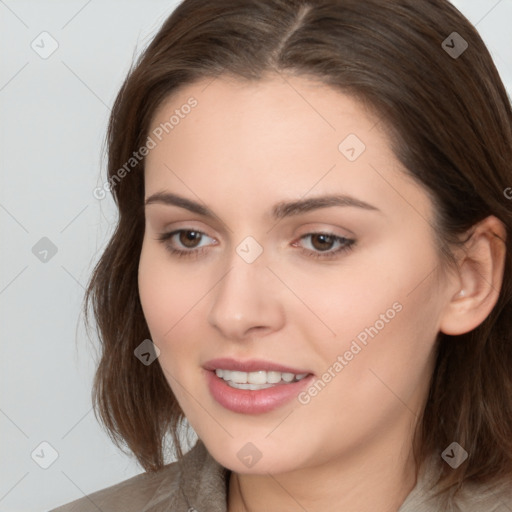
top-left (139, 74), bottom-right (456, 474)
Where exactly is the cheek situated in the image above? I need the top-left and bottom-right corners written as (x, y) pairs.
top-left (284, 233), bottom-right (442, 373)
top-left (269, 243), bottom-right (430, 351)
top-left (138, 242), bottom-right (200, 350)
top-left (303, 246), bottom-right (442, 420)
top-left (138, 242), bottom-right (207, 409)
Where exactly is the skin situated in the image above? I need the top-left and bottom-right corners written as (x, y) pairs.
top-left (138, 73), bottom-right (506, 512)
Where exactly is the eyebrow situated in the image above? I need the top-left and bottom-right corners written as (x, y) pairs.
top-left (144, 191), bottom-right (380, 220)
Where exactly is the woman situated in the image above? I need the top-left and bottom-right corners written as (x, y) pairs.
top-left (52, 0), bottom-right (512, 510)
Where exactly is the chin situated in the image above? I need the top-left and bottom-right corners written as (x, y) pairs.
top-left (201, 436), bottom-right (308, 475)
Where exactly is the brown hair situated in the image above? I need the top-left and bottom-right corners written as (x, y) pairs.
top-left (85, 0), bottom-right (512, 501)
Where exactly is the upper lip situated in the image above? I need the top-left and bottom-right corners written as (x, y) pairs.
top-left (203, 358), bottom-right (312, 375)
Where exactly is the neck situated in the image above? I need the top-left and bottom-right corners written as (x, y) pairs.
top-left (227, 426), bottom-right (420, 512)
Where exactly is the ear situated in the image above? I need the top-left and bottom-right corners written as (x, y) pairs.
top-left (439, 216), bottom-right (507, 336)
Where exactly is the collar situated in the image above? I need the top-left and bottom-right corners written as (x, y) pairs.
top-left (142, 440), bottom-right (229, 512)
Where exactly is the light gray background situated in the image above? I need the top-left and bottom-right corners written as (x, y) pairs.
top-left (1, 1), bottom-right (511, 510)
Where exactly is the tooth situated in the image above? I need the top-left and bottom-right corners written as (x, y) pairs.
top-left (247, 371), bottom-right (267, 385)
top-left (216, 368), bottom-right (308, 385)
top-left (227, 381), bottom-right (274, 390)
top-left (266, 371), bottom-right (282, 384)
top-left (230, 371), bottom-right (248, 384)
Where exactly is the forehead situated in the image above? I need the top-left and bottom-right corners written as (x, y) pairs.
top-left (146, 73), bottom-right (388, 176)
top-left (148, 73), bottom-right (383, 153)
top-left (143, 74), bottom-right (430, 223)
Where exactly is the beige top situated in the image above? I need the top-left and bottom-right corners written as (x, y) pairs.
top-left (50, 441), bottom-right (512, 511)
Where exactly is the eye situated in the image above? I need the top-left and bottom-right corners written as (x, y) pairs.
top-left (157, 229), bottom-right (216, 258)
top-left (294, 232), bottom-right (355, 259)
top-left (156, 229), bottom-right (355, 261)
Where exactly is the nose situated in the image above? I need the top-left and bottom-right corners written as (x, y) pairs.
top-left (207, 255), bottom-right (286, 341)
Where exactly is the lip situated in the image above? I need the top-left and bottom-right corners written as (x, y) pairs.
top-left (203, 357), bottom-right (311, 374)
top-left (203, 358), bottom-right (315, 414)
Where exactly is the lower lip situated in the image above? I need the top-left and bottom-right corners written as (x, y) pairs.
top-left (205, 370), bottom-right (314, 414)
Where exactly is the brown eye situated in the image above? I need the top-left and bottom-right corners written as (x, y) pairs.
top-left (296, 232), bottom-right (355, 260)
top-left (310, 233), bottom-right (336, 251)
top-left (178, 230), bottom-right (202, 248)
top-left (157, 229), bottom-right (216, 259)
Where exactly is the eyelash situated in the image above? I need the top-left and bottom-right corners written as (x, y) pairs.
top-left (156, 229), bottom-right (355, 261)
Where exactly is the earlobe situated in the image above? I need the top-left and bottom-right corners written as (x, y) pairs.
top-left (439, 216), bottom-right (507, 336)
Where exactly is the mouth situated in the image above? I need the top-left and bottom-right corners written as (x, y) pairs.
top-left (203, 358), bottom-right (315, 414)
top-left (214, 369), bottom-right (309, 390)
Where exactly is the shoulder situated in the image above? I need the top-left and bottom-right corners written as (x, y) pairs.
top-left (399, 454), bottom-right (512, 512)
top-left (49, 440), bottom-right (228, 512)
top-left (454, 477), bottom-right (512, 511)
top-left (49, 463), bottom-right (179, 512)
